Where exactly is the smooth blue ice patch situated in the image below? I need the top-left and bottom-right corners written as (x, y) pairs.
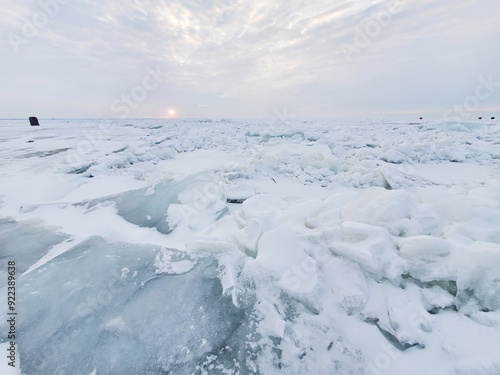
top-left (81, 174), bottom-right (228, 235)
top-left (0, 219), bottom-right (69, 287)
top-left (1, 237), bottom-right (245, 375)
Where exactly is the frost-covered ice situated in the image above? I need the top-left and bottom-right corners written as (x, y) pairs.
top-left (0, 118), bottom-right (499, 374)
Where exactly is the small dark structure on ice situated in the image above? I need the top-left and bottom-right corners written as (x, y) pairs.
top-left (29, 117), bottom-right (40, 126)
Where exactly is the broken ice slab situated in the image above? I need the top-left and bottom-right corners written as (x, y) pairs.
top-left (225, 182), bottom-right (256, 204)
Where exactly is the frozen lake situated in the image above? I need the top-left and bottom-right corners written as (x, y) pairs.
top-left (1, 118), bottom-right (499, 374)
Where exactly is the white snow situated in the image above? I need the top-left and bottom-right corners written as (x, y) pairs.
top-left (0, 118), bottom-right (499, 374)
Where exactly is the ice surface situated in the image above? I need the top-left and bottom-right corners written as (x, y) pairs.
top-left (0, 219), bottom-right (68, 287)
top-left (1, 237), bottom-right (245, 375)
top-left (0, 118), bottom-right (499, 374)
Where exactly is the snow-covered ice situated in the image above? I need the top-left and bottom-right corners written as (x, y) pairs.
top-left (0, 118), bottom-right (499, 374)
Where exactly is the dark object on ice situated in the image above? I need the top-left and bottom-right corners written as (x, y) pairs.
top-left (419, 117), bottom-right (423, 120)
top-left (226, 198), bottom-right (246, 204)
top-left (478, 117), bottom-right (483, 120)
top-left (492, 117), bottom-right (496, 120)
top-left (29, 117), bottom-right (40, 126)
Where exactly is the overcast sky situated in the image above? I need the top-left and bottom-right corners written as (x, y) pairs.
top-left (1, 0), bottom-right (499, 120)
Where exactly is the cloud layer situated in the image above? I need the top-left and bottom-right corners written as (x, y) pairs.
top-left (1, 0), bottom-right (499, 119)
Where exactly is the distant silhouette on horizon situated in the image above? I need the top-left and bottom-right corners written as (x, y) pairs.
top-left (29, 117), bottom-right (40, 126)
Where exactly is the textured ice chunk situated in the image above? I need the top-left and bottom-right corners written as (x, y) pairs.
top-left (382, 149), bottom-right (407, 164)
top-left (455, 209), bottom-right (500, 243)
top-left (323, 258), bottom-right (369, 314)
top-left (342, 188), bottom-right (416, 236)
top-left (256, 226), bottom-right (320, 295)
top-left (363, 283), bottom-right (431, 350)
top-left (398, 235), bottom-right (456, 283)
top-left (406, 203), bottom-right (443, 236)
top-left (225, 182), bottom-right (256, 203)
top-left (399, 235), bottom-right (452, 259)
top-left (329, 222), bottom-right (406, 280)
top-left (457, 241), bottom-right (500, 312)
top-left (233, 218), bottom-right (262, 258)
top-left (421, 286), bottom-right (455, 311)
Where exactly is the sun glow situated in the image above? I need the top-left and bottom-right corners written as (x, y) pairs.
top-left (167, 109), bottom-right (176, 117)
